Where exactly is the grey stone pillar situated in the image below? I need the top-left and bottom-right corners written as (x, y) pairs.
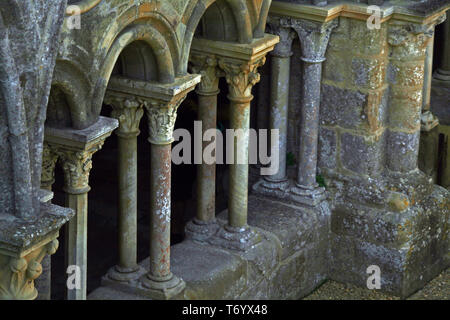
top-left (140, 96), bottom-right (186, 299)
top-left (46, 117), bottom-right (118, 300)
top-left (434, 11), bottom-right (450, 82)
top-left (289, 19), bottom-right (338, 206)
top-left (208, 57), bottom-right (266, 251)
top-left (103, 93), bottom-right (145, 281)
top-left (186, 54), bottom-right (221, 241)
top-left (253, 19), bottom-right (295, 199)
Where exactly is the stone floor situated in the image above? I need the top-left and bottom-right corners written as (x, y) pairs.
top-left (304, 267), bottom-right (449, 300)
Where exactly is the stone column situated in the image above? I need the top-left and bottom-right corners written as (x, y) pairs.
top-left (253, 19), bottom-right (295, 198)
top-left (186, 54), bottom-right (221, 241)
top-left (210, 57), bottom-right (266, 250)
top-left (289, 19), bottom-right (338, 206)
top-left (434, 11), bottom-right (450, 82)
top-left (45, 117), bottom-right (118, 300)
top-left (34, 143), bottom-right (60, 300)
top-left (387, 18), bottom-right (444, 174)
top-left (103, 94), bottom-right (145, 281)
top-left (139, 95), bottom-right (186, 299)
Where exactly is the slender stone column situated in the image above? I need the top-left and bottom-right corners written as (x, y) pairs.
top-left (45, 117), bottom-right (118, 300)
top-left (103, 93), bottom-right (145, 281)
top-left (210, 57), bottom-right (266, 250)
top-left (289, 19), bottom-right (338, 206)
top-left (34, 143), bottom-right (59, 300)
top-left (140, 95), bottom-right (186, 299)
top-left (253, 19), bottom-right (295, 198)
top-left (434, 11), bottom-right (450, 82)
top-left (186, 54), bottom-right (221, 241)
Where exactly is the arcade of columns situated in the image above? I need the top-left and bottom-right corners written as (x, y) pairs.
top-left (2, 0), bottom-right (449, 300)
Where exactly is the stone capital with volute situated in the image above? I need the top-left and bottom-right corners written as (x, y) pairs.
top-left (290, 18), bottom-right (338, 62)
top-left (189, 53), bottom-right (222, 95)
top-left (267, 17), bottom-right (296, 58)
top-left (104, 93), bottom-right (145, 138)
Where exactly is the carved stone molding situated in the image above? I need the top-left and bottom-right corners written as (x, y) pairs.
top-left (104, 93), bottom-right (145, 138)
top-left (387, 14), bottom-right (446, 56)
top-left (0, 239), bottom-right (59, 300)
top-left (144, 96), bottom-right (185, 145)
top-left (218, 57), bottom-right (266, 100)
top-left (41, 143), bottom-right (58, 189)
top-left (54, 142), bottom-right (104, 194)
top-left (290, 18), bottom-right (338, 62)
top-left (189, 54), bottom-right (221, 95)
top-left (267, 17), bottom-right (296, 58)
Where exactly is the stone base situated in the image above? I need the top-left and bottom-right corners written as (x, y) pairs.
top-left (252, 178), bottom-right (291, 200)
top-left (185, 218), bottom-right (220, 242)
top-left (207, 222), bottom-right (262, 252)
top-left (106, 265), bottom-right (146, 282)
top-left (328, 184), bottom-right (449, 298)
top-left (139, 273), bottom-right (186, 300)
top-left (289, 184), bottom-right (327, 206)
top-left (89, 195), bottom-right (330, 300)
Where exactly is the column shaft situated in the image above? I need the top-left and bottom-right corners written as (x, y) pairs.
top-left (297, 60), bottom-right (322, 188)
top-left (65, 191), bottom-right (88, 300)
top-left (268, 55), bottom-right (290, 182)
top-left (117, 134), bottom-right (138, 270)
top-left (228, 96), bottom-right (252, 228)
top-left (197, 93), bottom-right (218, 223)
top-left (149, 143), bottom-right (172, 279)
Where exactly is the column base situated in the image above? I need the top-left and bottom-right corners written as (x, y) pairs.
top-left (185, 218), bottom-right (220, 242)
top-left (106, 265), bottom-right (146, 282)
top-left (433, 69), bottom-right (450, 81)
top-left (289, 184), bottom-right (327, 206)
top-left (207, 224), bottom-right (261, 251)
top-left (139, 273), bottom-right (185, 300)
top-left (252, 177), bottom-right (290, 200)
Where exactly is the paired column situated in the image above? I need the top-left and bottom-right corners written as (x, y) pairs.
top-left (253, 19), bottom-right (295, 198)
top-left (45, 117), bottom-right (118, 300)
top-left (103, 93), bottom-right (145, 281)
top-left (139, 95), bottom-right (186, 299)
top-left (186, 54), bottom-right (221, 241)
top-left (210, 57), bottom-right (266, 250)
top-left (289, 19), bottom-right (337, 206)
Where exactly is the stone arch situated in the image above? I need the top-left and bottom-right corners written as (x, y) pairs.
top-left (90, 20), bottom-right (178, 127)
top-left (47, 59), bottom-right (91, 130)
top-left (179, 0), bottom-right (256, 74)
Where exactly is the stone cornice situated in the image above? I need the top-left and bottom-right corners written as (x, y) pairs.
top-left (191, 34), bottom-right (279, 65)
top-left (107, 74), bottom-right (201, 105)
top-left (270, 1), bottom-right (450, 25)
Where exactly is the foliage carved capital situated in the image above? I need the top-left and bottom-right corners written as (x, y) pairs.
top-left (41, 143), bottom-right (59, 189)
top-left (104, 93), bottom-right (145, 137)
top-left (189, 54), bottom-right (221, 95)
top-left (0, 239), bottom-right (59, 300)
top-left (218, 57), bottom-right (266, 100)
top-left (144, 96), bottom-right (185, 145)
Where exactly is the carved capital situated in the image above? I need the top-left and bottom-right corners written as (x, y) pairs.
top-left (41, 143), bottom-right (58, 189)
top-left (218, 57), bottom-right (266, 100)
top-left (144, 96), bottom-right (185, 145)
top-left (104, 93), bottom-right (145, 137)
top-left (55, 142), bottom-right (104, 194)
top-left (267, 17), bottom-right (296, 58)
top-left (0, 239), bottom-right (59, 300)
top-left (388, 15), bottom-right (446, 58)
top-left (290, 18), bottom-right (338, 63)
top-left (189, 54), bottom-right (221, 95)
